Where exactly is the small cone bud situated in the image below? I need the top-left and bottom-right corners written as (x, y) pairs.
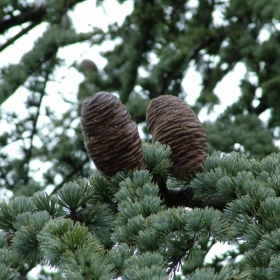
top-left (81, 91), bottom-right (143, 177)
top-left (146, 95), bottom-right (207, 179)
top-left (79, 59), bottom-right (97, 72)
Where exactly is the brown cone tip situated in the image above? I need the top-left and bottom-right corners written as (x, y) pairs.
top-left (146, 95), bottom-right (207, 179)
top-left (79, 59), bottom-right (97, 72)
top-left (81, 91), bottom-right (143, 177)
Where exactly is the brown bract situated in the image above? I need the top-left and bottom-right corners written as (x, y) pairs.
top-left (146, 95), bottom-right (207, 180)
top-left (81, 91), bottom-right (143, 177)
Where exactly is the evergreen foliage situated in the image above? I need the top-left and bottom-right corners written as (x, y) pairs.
top-left (1, 0), bottom-right (280, 279)
top-left (1, 147), bottom-right (280, 278)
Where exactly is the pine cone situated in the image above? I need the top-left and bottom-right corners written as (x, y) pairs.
top-left (146, 95), bottom-right (207, 179)
top-left (81, 91), bottom-right (143, 177)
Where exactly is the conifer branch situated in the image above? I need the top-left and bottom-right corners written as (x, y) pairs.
top-left (167, 240), bottom-right (196, 276)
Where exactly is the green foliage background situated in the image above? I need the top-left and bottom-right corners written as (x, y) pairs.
top-left (1, 0), bottom-right (280, 279)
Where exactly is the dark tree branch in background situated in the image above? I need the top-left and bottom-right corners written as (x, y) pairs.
top-left (0, 5), bottom-right (46, 34)
top-left (0, 0), bottom-right (86, 35)
top-left (0, 21), bottom-right (40, 53)
top-left (51, 157), bottom-right (89, 195)
top-left (0, 0), bottom-right (87, 53)
top-left (162, 188), bottom-right (225, 210)
top-left (155, 32), bottom-right (226, 98)
top-left (249, 94), bottom-right (269, 116)
top-left (22, 55), bottom-right (58, 185)
top-left (153, 174), bottom-right (225, 210)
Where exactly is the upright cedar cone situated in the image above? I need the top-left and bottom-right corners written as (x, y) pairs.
top-left (81, 91), bottom-right (143, 177)
top-left (146, 95), bottom-right (207, 179)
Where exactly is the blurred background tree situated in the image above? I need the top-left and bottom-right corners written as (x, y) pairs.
top-left (1, 0), bottom-right (280, 279)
